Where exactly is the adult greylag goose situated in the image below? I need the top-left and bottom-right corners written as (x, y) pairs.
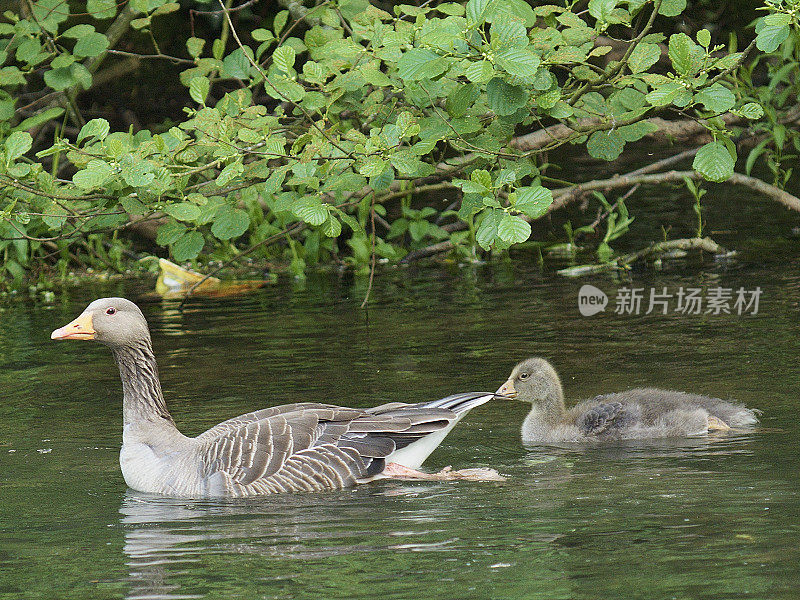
top-left (52, 298), bottom-right (502, 497)
top-left (497, 357), bottom-right (759, 443)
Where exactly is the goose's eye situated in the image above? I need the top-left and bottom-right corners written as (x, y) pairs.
top-left (519, 372), bottom-right (530, 380)
top-left (106, 307), bottom-right (117, 315)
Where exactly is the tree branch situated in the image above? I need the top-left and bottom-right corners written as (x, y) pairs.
top-left (557, 237), bottom-right (727, 277)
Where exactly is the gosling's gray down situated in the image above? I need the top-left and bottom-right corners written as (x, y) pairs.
top-left (497, 357), bottom-right (759, 443)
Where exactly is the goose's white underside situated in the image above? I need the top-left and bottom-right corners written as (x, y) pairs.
top-left (364, 393), bottom-right (493, 479)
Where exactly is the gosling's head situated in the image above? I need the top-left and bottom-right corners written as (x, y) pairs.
top-left (51, 297), bottom-right (151, 349)
top-left (496, 357), bottom-right (564, 405)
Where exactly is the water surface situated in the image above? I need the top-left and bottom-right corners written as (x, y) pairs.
top-left (1, 253), bottom-right (799, 599)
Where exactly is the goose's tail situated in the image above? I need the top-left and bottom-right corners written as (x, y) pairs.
top-left (366, 392), bottom-right (495, 470)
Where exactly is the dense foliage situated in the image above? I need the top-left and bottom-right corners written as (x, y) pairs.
top-left (1, 0), bottom-right (799, 287)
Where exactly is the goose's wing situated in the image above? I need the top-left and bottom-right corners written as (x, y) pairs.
top-left (195, 393), bottom-right (493, 495)
top-left (197, 405), bottom-right (417, 495)
top-left (576, 400), bottom-right (624, 435)
top-left (197, 402), bottom-right (348, 439)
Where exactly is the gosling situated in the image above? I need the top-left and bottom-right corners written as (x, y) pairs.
top-left (497, 357), bottom-right (759, 443)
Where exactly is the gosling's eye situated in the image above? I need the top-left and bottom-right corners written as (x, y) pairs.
top-left (519, 372), bottom-right (530, 380)
top-left (106, 307), bottom-right (117, 315)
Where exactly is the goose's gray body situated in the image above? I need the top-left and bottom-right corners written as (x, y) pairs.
top-left (52, 298), bottom-right (494, 497)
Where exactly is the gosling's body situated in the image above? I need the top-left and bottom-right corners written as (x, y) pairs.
top-left (499, 358), bottom-right (759, 443)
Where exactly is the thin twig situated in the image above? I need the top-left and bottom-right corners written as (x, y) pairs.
top-left (360, 194), bottom-right (377, 309)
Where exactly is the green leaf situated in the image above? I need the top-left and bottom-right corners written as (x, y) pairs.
top-left (658, 0), bottom-right (686, 17)
top-left (389, 152), bottom-right (429, 177)
top-left (697, 29), bottom-right (711, 48)
top-left (189, 76), bottom-right (210, 105)
top-left (0, 97), bottom-right (14, 122)
top-left (358, 157), bottom-right (388, 177)
top-left (63, 24), bottom-right (95, 38)
top-left (121, 196), bottom-right (147, 215)
top-left (745, 138), bottom-right (770, 175)
top-left (0, 66), bottom-right (27, 87)
top-left (408, 220), bottom-right (430, 242)
top-left (43, 67), bottom-right (75, 91)
top-left (692, 140), bottom-right (734, 183)
top-left (370, 166), bottom-right (395, 191)
top-left (73, 32), bottom-right (110, 58)
top-left (617, 121), bottom-right (658, 142)
top-left (222, 48), bottom-right (253, 79)
top-left (70, 63), bottom-right (92, 90)
top-left (32, 0), bottom-right (69, 33)
top-left (466, 0), bottom-right (493, 26)
top-left (156, 221), bottom-right (188, 246)
top-left (645, 81), bottom-right (686, 106)
top-left (736, 102), bottom-right (764, 120)
top-left (211, 205), bottom-right (250, 239)
top-left (587, 130), bottom-right (625, 161)
top-left (292, 197), bottom-right (330, 226)
top-left (120, 154), bottom-right (155, 187)
top-left (16, 38), bottom-right (42, 64)
top-left (216, 160), bottom-right (244, 186)
top-left (514, 186), bottom-right (553, 219)
top-left (693, 83), bottom-right (735, 113)
top-left (756, 15), bottom-right (791, 53)
top-left (457, 194), bottom-right (483, 220)
top-left (153, 2), bottom-right (179, 16)
top-left (628, 43), bottom-right (660, 74)
top-left (72, 159), bottom-right (112, 189)
top-left (187, 37), bottom-right (205, 58)
top-left (497, 213), bottom-right (531, 244)
top-left (446, 83), bottom-right (478, 118)
top-left (165, 202), bottom-right (201, 222)
top-left (471, 169), bottom-right (493, 190)
top-left (486, 77), bottom-right (528, 116)
top-left (490, 18), bottom-right (528, 50)
top-left (398, 48), bottom-right (447, 81)
top-left (668, 33), bottom-right (698, 76)
top-left (273, 46), bottom-right (296, 73)
top-left (476, 208), bottom-right (501, 250)
top-left (252, 28), bottom-right (273, 42)
top-left (464, 60), bottom-right (493, 83)
top-left (51, 54), bottom-right (75, 69)
top-left (589, 0), bottom-right (617, 22)
top-left (273, 10), bottom-right (289, 36)
top-left (77, 118), bottom-right (110, 144)
top-left (4, 132), bottom-right (32, 161)
top-left (494, 0), bottom-right (535, 26)
top-left (321, 215), bottom-right (342, 238)
top-left (171, 230), bottom-right (205, 262)
top-left (42, 203), bottom-right (68, 229)
top-left (11, 107), bottom-right (64, 132)
top-left (131, 17), bottom-right (151, 30)
top-left (87, 0), bottom-right (117, 19)
top-left (496, 49), bottom-right (541, 78)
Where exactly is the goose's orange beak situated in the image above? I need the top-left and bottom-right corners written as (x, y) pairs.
top-left (51, 312), bottom-right (95, 341)
top-left (495, 379), bottom-right (517, 399)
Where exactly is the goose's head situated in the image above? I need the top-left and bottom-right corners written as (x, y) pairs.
top-left (51, 297), bottom-right (150, 348)
top-left (496, 357), bottom-right (563, 405)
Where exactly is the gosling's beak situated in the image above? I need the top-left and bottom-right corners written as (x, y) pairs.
top-left (51, 311), bottom-right (96, 341)
top-left (495, 379), bottom-right (517, 400)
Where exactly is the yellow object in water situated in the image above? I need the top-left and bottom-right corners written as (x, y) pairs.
top-left (155, 259), bottom-right (266, 298)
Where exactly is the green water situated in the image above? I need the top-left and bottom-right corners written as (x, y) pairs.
top-left (1, 254), bottom-right (799, 599)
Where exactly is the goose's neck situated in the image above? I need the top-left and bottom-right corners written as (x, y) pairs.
top-left (522, 384), bottom-right (567, 437)
top-left (111, 342), bottom-right (175, 427)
